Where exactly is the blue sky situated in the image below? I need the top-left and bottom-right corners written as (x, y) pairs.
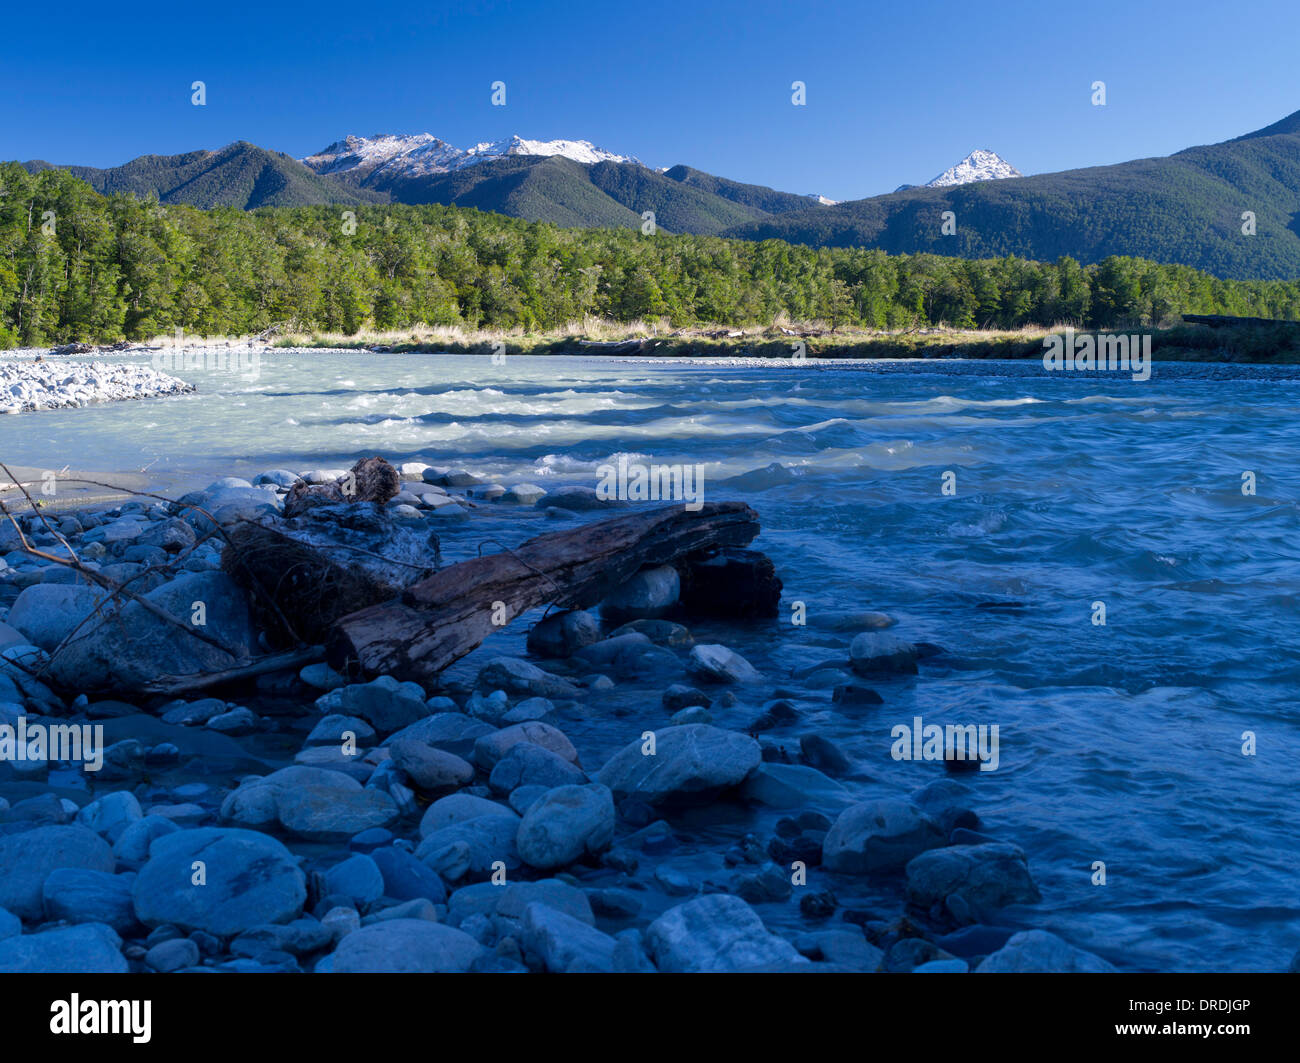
top-left (4, 0), bottom-right (1299, 201)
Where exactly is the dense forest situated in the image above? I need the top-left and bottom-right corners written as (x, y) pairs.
top-left (3, 162), bottom-right (1300, 348)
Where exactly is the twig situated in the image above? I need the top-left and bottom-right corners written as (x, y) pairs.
top-left (55, 476), bottom-right (306, 645)
top-left (138, 646), bottom-right (325, 695)
top-left (0, 464), bottom-right (243, 661)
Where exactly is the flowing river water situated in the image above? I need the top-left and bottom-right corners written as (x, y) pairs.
top-left (4, 349), bottom-right (1299, 971)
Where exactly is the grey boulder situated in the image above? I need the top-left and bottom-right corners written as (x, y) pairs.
top-left (220, 765), bottom-right (398, 841)
top-left (0, 922), bottom-right (127, 973)
top-left (596, 724), bottom-right (760, 806)
top-left (647, 894), bottom-right (806, 973)
top-left (600, 565), bottom-right (680, 622)
top-left (324, 918), bottom-right (484, 973)
top-left (905, 843), bottom-right (1041, 920)
top-left (521, 902), bottom-right (619, 972)
top-left (47, 572), bottom-right (258, 691)
top-left (132, 827), bottom-right (307, 937)
top-left (516, 784), bottom-right (615, 870)
top-left (0, 824), bottom-right (115, 920)
top-left (975, 930), bottom-right (1116, 973)
top-left (823, 798), bottom-right (946, 874)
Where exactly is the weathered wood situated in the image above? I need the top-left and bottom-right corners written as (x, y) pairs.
top-left (328, 501), bottom-right (761, 685)
top-left (222, 504), bottom-right (440, 645)
top-left (576, 339), bottom-right (652, 353)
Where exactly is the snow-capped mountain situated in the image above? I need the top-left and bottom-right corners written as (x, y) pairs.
top-left (302, 134), bottom-right (637, 179)
top-left (468, 136), bottom-right (635, 166)
top-left (924, 149), bottom-right (1022, 187)
top-left (805, 193), bottom-right (839, 206)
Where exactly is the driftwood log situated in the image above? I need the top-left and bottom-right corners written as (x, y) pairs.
top-left (328, 501), bottom-right (761, 685)
top-left (576, 339), bottom-right (653, 354)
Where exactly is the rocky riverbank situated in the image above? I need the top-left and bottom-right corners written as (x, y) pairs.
top-left (0, 460), bottom-right (1122, 974)
top-left (0, 359), bottom-right (195, 413)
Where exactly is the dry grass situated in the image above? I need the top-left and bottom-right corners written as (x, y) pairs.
top-left (152, 317), bottom-right (1300, 363)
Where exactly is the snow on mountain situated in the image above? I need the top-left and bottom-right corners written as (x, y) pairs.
top-left (302, 134), bottom-right (455, 177)
top-left (924, 149), bottom-right (1022, 187)
top-left (302, 134), bottom-right (637, 179)
top-left (465, 136), bottom-right (635, 166)
top-left (805, 193), bottom-right (838, 205)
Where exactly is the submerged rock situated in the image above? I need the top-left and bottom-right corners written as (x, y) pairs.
top-left (501, 483), bottom-right (548, 505)
top-left (537, 486), bottom-right (621, 512)
top-left (848, 632), bottom-right (919, 677)
top-left (574, 632), bottom-right (683, 681)
top-left (905, 843), bottom-right (1041, 920)
top-left (740, 763), bottom-right (850, 809)
top-left (613, 618), bottom-right (693, 647)
top-left (687, 644), bottom-right (761, 683)
top-left (822, 799), bottom-right (946, 874)
top-left (662, 683), bottom-right (710, 711)
top-left (526, 609), bottom-right (603, 658)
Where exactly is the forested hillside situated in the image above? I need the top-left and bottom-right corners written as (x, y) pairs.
top-left (24, 143), bottom-right (377, 210)
top-left (3, 162), bottom-right (1299, 347)
top-left (726, 119), bottom-right (1300, 280)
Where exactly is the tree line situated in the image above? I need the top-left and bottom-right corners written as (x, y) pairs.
top-left (3, 162), bottom-right (1300, 347)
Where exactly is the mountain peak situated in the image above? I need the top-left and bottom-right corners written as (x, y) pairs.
top-left (925, 149), bottom-right (1022, 187)
top-left (302, 134), bottom-right (636, 179)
